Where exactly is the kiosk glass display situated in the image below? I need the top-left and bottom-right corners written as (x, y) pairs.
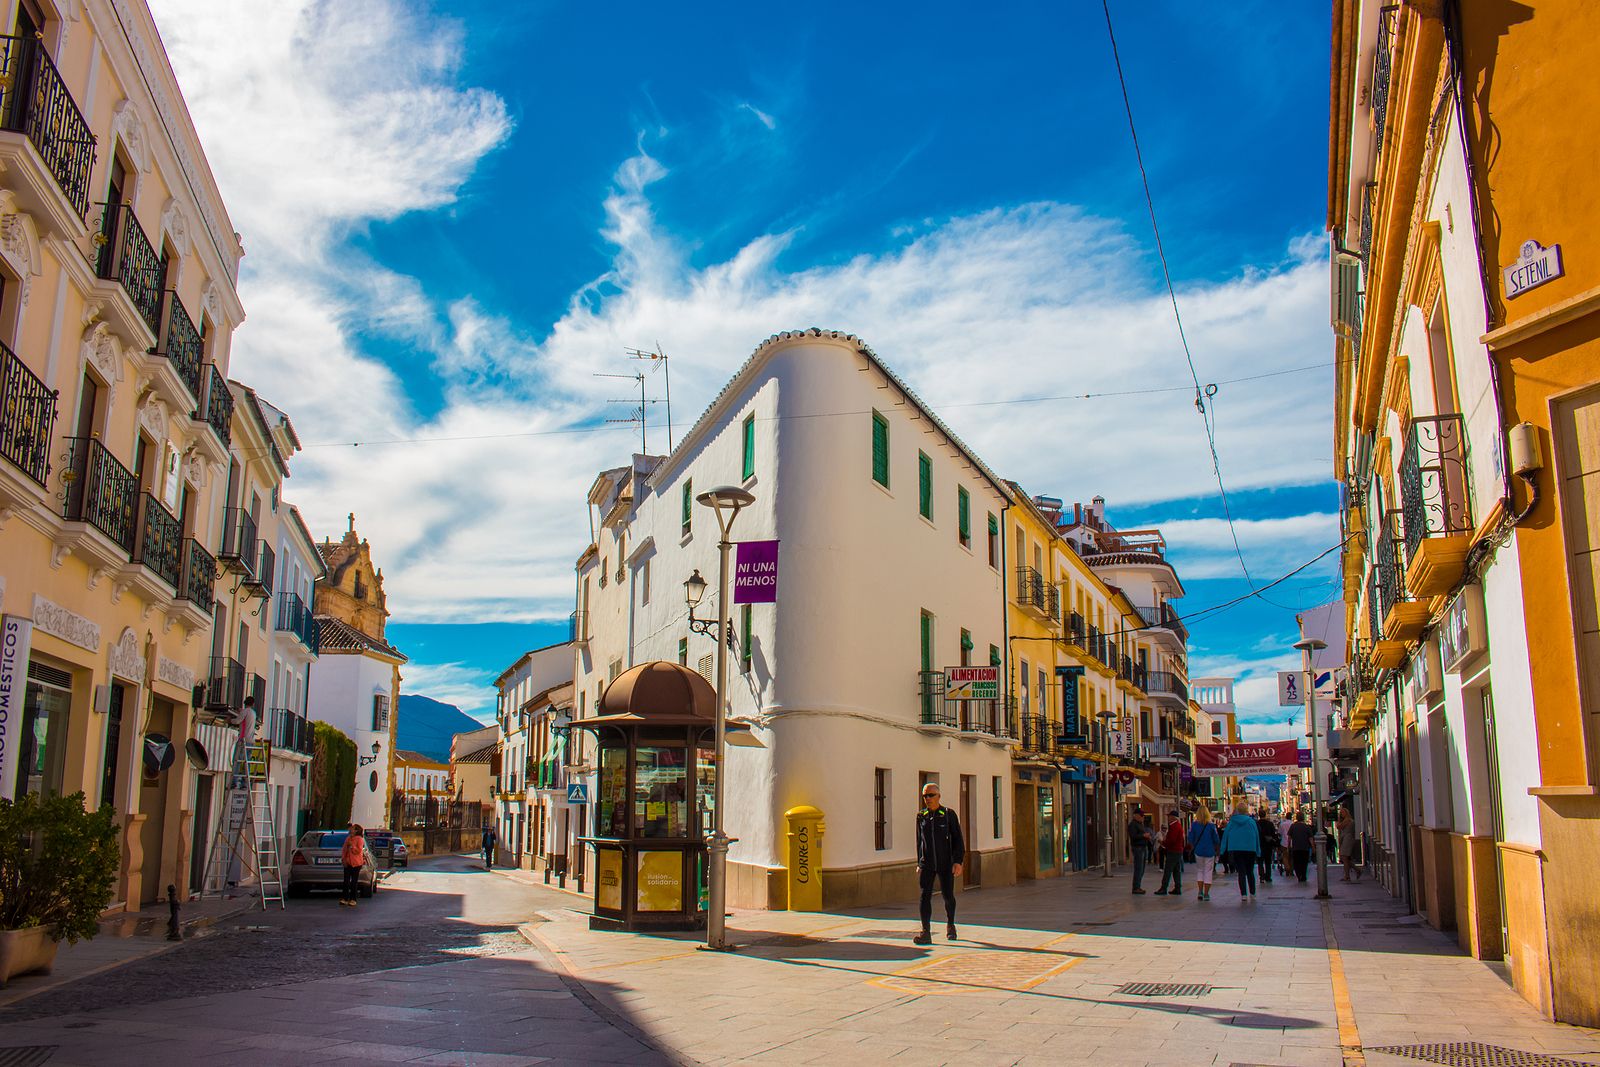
top-left (634, 746), bottom-right (687, 839)
top-left (598, 746), bottom-right (628, 837)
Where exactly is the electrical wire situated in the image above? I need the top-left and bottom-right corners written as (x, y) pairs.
top-left (1098, 0), bottom-right (1271, 605)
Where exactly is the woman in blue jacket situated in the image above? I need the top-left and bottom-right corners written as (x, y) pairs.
top-left (1186, 806), bottom-right (1222, 900)
top-left (1219, 800), bottom-right (1262, 900)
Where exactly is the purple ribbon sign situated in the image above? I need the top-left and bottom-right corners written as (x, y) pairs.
top-left (733, 540), bottom-right (779, 604)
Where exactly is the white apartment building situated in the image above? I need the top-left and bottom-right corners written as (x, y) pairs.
top-left (492, 641), bottom-right (573, 869)
top-left (574, 328), bottom-right (1015, 909)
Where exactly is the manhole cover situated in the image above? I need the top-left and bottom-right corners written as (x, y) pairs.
top-left (1366, 1043), bottom-right (1600, 1067)
top-left (1115, 982), bottom-right (1212, 997)
top-left (0, 1048), bottom-right (56, 1067)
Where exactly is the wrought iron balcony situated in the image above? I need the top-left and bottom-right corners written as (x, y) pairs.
top-left (1066, 612), bottom-right (1086, 648)
top-left (1400, 414), bottom-right (1473, 561)
top-left (0, 35), bottom-right (94, 216)
top-left (245, 539), bottom-right (275, 597)
top-left (60, 436), bottom-right (137, 552)
top-left (916, 670), bottom-right (957, 728)
top-left (0, 340), bottom-right (55, 485)
top-left (275, 592), bottom-right (319, 655)
top-left (1015, 566), bottom-right (1055, 619)
top-left (195, 364), bottom-right (233, 447)
top-left (178, 538), bottom-right (216, 612)
top-left (1019, 714), bottom-right (1055, 755)
top-left (203, 655), bottom-right (245, 712)
top-left (1144, 739), bottom-right (1191, 763)
top-left (96, 203), bottom-right (165, 337)
top-left (1133, 664), bottom-right (1149, 693)
top-left (1371, 7), bottom-right (1396, 148)
top-left (1146, 670), bottom-right (1189, 704)
top-left (1374, 508), bottom-right (1407, 623)
top-left (218, 505), bottom-right (257, 574)
top-left (956, 699), bottom-right (1002, 735)
top-left (267, 707), bottom-right (315, 756)
top-left (152, 292), bottom-right (205, 404)
top-left (132, 492), bottom-right (181, 588)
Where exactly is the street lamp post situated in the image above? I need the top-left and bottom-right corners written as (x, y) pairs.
top-left (1295, 636), bottom-right (1330, 899)
top-left (684, 485), bottom-right (755, 952)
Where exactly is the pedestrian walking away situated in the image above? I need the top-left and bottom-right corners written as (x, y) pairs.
top-left (1220, 799), bottom-right (1261, 900)
top-left (1154, 810), bottom-right (1185, 896)
top-left (481, 823), bottom-right (497, 869)
top-left (1127, 807), bottom-right (1152, 894)
top-left (1256, 809), bottom-right (1279, 884)
top-left (1186, 806), bottom-right (1221, 900)
top-left (913, 782), bottom-right (964, 944)
top-left (341, 823), bottom-right (367, 907)
top-left (1278, 810), bottom-right (1295, 875)
top-left (1288, 812), bottom-right (1314, 883)
top-left (1337, 807), bottom-right (1362, 882)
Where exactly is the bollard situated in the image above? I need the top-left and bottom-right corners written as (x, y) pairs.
top-left (783, 806), bottom-right (826, 911)
top-left (165, 884), bottom-right (181, 941)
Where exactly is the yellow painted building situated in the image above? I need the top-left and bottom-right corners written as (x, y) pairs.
top-left (0, 0), bottom-right (254, 909)
top-left (1330, 0), bottom-right (1600, 1025)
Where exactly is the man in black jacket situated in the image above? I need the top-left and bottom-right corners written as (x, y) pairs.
top-left (914, 782), bottom-right (964, 945)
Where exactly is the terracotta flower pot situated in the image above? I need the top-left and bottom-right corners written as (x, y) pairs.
top-left (0, 926), bottom-right (60, 988)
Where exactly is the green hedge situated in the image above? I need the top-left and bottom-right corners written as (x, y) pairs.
top-left (0, 792), bottom-right (119, 943)
top-left (309, 722), bottom-right (356, 830)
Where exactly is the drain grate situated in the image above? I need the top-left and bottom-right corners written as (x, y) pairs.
top-left (0, 1048), bottom-right (56, 1067)
top-left (1115, 982), bottom-right (1212, 997)
top-left (1366, 1043), bottom-right (1600, 1067)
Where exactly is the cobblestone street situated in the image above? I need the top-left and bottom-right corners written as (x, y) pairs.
top-left (6, 856), bottom-right (1600, 1066)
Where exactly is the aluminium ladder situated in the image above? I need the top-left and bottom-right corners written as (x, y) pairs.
top-left (200, 739), bottom-right (285, 909)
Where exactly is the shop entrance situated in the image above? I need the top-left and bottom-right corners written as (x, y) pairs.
top-left (139, 697), bottom-right (175, 904)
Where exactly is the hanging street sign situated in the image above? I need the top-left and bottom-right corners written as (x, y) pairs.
top-left (1503, 239), bottom-right (1564, 300)
top-left (1055, 665), bottom-right (1087, 743)
top-left (733, 540), bottom-right (779, 604)
top-left (1278, 671), bottom-right (1304, 706)
top-left (944, 666), bottom-right (998, 701)
top-left (1193, 740), bottom-right (1302, 777)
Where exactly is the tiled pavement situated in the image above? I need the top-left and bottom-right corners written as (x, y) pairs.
top-left (4, 859), bottom-right (1599, 1066)
top-left (516, 865), bottom-right (1600, 1066)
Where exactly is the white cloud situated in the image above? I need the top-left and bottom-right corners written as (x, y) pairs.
top-left (403, 661), bottom-right (497, 720)
top-left (148, 1), bottom-right (1337, 626)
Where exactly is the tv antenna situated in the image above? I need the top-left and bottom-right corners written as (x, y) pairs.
top-left (595, 371), bottom-right (650, 453)
top-left (626, 344), bottom-right (673, 452)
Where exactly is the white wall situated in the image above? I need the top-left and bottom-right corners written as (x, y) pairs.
top-left (307, 653), bottom-right (394, 828)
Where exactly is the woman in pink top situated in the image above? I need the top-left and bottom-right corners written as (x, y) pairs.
top-left (341, 824), bottom-right (367, 907)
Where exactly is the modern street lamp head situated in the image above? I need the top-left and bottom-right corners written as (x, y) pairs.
top-left (695, 485), bottom-right (756, 511)
top-left (1294, 639), bottom-right (1328, 652)
top-left (684, 569), bottom-right (708, 608)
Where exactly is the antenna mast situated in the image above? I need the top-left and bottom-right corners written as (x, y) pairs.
top-left (595, 371), bottom-right (649, 452)
top-left (627, 344), bottom-right (673, 452)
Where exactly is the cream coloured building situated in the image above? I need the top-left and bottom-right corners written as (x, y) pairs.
top-left (0, 0), bottom-right (257, 909)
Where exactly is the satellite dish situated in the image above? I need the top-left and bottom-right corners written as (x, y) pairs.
top-left (185, 738), bottom-right (209, 770)
top-left (143, 733), bottom-right (176, 774)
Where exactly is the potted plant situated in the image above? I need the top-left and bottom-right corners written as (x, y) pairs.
top-left (0, 791), bottom-right (119, 986)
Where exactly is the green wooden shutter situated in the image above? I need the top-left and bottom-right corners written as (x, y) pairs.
top-left (919, 611), bottom-right (932, 671)
top-left (960, 629), bottom-right (974, 652)
top-left (742, 415), bottom-right (755, 480)
top-left (990, 644), bottom-right (1002, 667)
top-left (682, 479), bottom-right (692, 533)
top-left (958, 487), bottom-right (971, 543)
top-left (918, 452), bottom-right (932, 518)
top-left (871, 412), bottom-right (889, 486)
top-left (741, 605), bottom-right (752, 670)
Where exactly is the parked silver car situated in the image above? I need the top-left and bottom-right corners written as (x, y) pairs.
top-left (286, 830), bottom-right (378, 898)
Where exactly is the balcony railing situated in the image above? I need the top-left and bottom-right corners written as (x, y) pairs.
top-left (956, 699), bottom-right (1002, 735)
top-left (1066, 612), bottom-right (1085, 648)
top-left (1133, 664), bottom-right (1148, 693)
top-left (1019, 714), bottom-right (1056, 755)
top-left (133, 492), bottom-right (181, 588)
top-left (1400, 414), bottom-right (1472, 562)
top-left (195, 364), bottom-right (233, 447)
top-left (916, 670), bottom-right (957, 728)
top-left (203, 656), bottom-right (245, 712)
top-left (0, 340), bottom-right (55, 485)
top-left (60, 436), bottom-right (137, 552)
top-left (247, 540), bottom-right (276, 597)
top-left (96, 203), bottom-right (165, 336)
top-left (1146, 671), bottom-right (1189, 704)
top-left (1374, 509), bottom-right (1407, 623)
top-left (1136, 601), bottom-right (1189, 644)
top-left (178, 538), bottom-right (216, 612)
top-left (218, 506), bottom-right (257, 573)
top-left (1371, 7), bottom-right (1396, 148)
top-left (1145, 738), bottom-right (1192, 763)
top-left (153, 291), bottom-right (205, 404)
top-left (0, 35), bottom-right (94, 216)
top-left (275, 592), bottom-right (319, 654)
top-left (569, 609), bottom-right (588, 644)
top-left (267, 707), bottom-right (315, 756)
top-left (1015, 566), bottom-right (1057, 619)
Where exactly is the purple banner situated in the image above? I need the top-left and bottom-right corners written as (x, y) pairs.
top-left (1298, 748), bottom-right (1312, 768)
top-left (733, 540), bottom-right (779, 604)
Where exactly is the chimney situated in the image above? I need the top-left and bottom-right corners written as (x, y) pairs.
top-left (1091, 495), bottom-right (1106, 525)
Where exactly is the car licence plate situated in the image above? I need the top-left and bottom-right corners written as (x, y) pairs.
top-left (314, 857), bottom-right (341, 866)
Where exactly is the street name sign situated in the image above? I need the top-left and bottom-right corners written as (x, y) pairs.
top-left (1504, 239), bottom-right (1564, 300)
top-left (944, 666), bottom-right (998, 700)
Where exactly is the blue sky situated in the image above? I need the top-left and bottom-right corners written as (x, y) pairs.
top-left (152, 1), bottom-right (1336, 737)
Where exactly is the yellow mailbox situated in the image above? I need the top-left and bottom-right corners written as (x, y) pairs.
top-left (784, 805), bottom-right (826, 911)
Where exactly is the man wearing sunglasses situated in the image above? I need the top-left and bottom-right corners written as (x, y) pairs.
top-left (914, 782), bottom-right (965, 945)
